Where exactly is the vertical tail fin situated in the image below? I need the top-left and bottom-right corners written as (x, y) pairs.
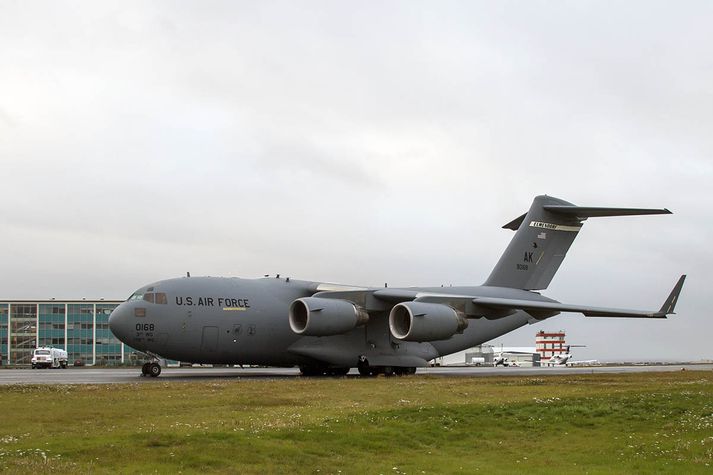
top-left (484, 195), bottom-right (672, 290)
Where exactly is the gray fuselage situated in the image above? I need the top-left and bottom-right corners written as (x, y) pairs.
top-left (108, 276), bottom-right (552, 368)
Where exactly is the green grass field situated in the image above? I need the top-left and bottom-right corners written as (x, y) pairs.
top-left (1, 371), bottom-right (712, 474)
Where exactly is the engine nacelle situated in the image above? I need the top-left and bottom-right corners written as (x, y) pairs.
top-left (289, 297), bottom-right (369, 336)
top-left (389, 302), bottom-right (468, 342)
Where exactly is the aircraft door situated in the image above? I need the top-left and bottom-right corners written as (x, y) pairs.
top-left (201, 326), bottom-right (219, 353)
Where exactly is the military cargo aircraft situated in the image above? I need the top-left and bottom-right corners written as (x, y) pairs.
top-left (108, 195), bottom-right (686, 377)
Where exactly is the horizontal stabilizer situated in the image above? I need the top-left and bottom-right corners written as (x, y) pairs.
top-left (543, 205), bottom-right (672, 219)
top-left (503, 206), bottom-right (671, 230)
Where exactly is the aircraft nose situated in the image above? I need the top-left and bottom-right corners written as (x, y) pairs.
top-left (109, 304), bottom-right (132, 343)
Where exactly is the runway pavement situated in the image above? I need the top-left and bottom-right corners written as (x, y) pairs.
top-left (0, 364), bottom-right (711, 385)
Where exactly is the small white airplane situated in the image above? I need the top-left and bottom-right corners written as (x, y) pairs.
top-left (492, 351), bottom-right (521, 367)
top-left (493, 352), bottom-right (509, 366)
top-left (541, 345), bottom-right (598, 366)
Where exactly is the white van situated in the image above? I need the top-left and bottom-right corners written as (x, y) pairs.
top-left (31, 347), bottom-right (69, 369)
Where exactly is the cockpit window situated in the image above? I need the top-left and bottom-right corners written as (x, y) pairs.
top-left (142, 292), bottom-right (167, 305)
top-left (128, 285), bottom-right (158, 301)
top-left (128, 291), bottom-right (144, 301)
top-left (128, 288), bottom-right (167, 304)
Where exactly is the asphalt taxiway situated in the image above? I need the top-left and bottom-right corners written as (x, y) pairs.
top-left (0, 364), bottom-right (711, 385)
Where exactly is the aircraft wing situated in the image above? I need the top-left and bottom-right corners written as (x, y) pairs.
top-left (467, 275), bottom-right (685, 319)
top-left (368, 275), bottom-right (686, 320)
top-left (566, 360), bottom-right (599, 366)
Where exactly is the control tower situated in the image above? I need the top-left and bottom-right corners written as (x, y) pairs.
top-left (535, 330), bottom-right (566, 364)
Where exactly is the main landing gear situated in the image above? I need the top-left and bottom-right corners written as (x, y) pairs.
top-left (357, 357), bottom-right (417, 377)
top-left (356, 365), bottom-right (417, 377)
top-left (299, 366), bottom-right (350, 377)
top-left (141, 362), bottom-right (161, 377)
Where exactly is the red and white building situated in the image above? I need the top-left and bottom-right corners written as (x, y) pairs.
top-left (536, 330), bottom-right (567, 363)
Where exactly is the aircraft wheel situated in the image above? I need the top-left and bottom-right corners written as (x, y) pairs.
top-left (383, 366), bottom-right (394, 377)
top-left (148, 362), bottom-right (161, 377)
top-left (357, 361), bottom-right (378, 377)
top-left (141, 362), bottom-right (150, 376)
top-left (358, 365), bottom-right (379, 377)
top-left (393, 367), bottom-right (416, 376)
top-left (299, 366), bottom-right (324, 376)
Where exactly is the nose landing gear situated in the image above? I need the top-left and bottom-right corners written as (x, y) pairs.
top-left (141, 362), bottom-right (162, 377)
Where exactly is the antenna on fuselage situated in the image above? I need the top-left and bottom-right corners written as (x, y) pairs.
top-left (187, 272), bottom-right (191, 278)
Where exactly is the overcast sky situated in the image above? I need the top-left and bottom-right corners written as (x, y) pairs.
top-left (1, 1), bottom-right (711, 361)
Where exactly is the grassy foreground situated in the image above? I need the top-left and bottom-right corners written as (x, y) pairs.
top-left (0, 371), bottom-right (712, 474)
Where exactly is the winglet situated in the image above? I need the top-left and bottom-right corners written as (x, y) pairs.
top-left (656, 275), bottom-right (686, 317)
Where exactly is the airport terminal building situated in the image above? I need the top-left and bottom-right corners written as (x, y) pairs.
top-left (0, 299), bottom-right (143, 366)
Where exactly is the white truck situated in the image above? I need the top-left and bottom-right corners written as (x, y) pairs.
top-left (31, 347), bottom-right (68, 369)
top-left (469, 356), bottom-right (486, 366)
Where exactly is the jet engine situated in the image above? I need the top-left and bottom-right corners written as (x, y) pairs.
top-left (389, 302), bottom-right (468, 342)
top-left (289, 297), bottom-right (369, 336)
